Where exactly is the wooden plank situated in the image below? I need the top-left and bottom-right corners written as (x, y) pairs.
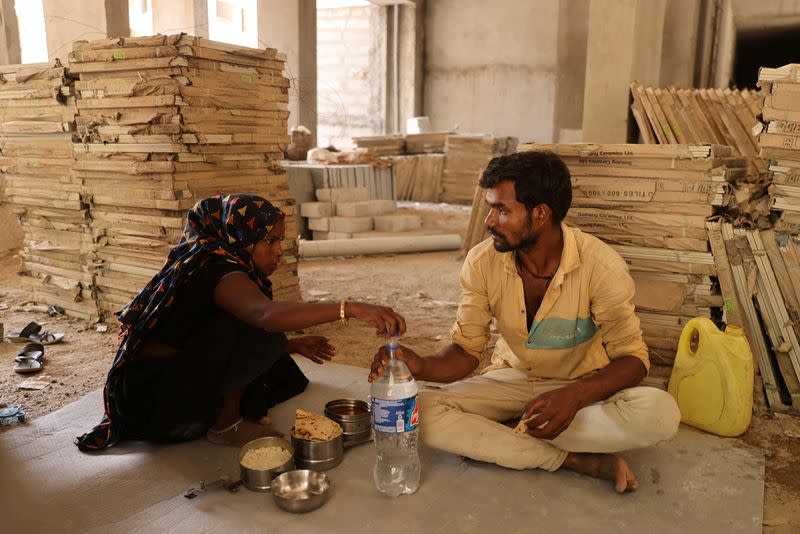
top-left (720, 222), bottom-right (790, 410)
top-left (644, 87), bottom-right (678, 144)
top-left (707, 221), bottom-right (744, 326)
top-left (634, 83), bottom-right (669, 144)
top-left (629, 83), bottom-right (656, 144)
top-left (745, 229), bottom-right (800, 406)
top-left (654, 88), bottom-right (688, 144)
top-left (676, 89), bottom-right (717, 143)
top-left (520, 142), bottom-right (723, 159)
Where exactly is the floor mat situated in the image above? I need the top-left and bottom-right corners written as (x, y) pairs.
top-left (0, 358), bottom-right (765, 533)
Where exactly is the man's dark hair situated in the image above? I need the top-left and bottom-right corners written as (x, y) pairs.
top-left (479, 151), bottom-right (572, 223)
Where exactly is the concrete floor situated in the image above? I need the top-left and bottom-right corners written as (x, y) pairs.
top-left (1, 359), bottom-right (764, 533)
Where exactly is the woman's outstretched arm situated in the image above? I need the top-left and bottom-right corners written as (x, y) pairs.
top-left (214, 272), bottom-right (406, 336)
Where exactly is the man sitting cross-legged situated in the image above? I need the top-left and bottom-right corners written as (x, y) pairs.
top-left (369, 151), bottom-right (681, 493)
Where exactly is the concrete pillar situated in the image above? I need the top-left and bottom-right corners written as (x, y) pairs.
top-left (397, 0), bottom-right (424, 133)
top-left (105, 0), bottom-right (130, 39)
top-left (297, 0), bottom-right (317, 145)
top-left (581, 0), bottom-right (667, 143)
top-left (713, 0), bottom-right (735, 88)
top-left (554, 0), bottom-right (589, 142)
top-left (42, 0), bottom-right (129, 61)
top-left (260, 0), bottom-right (317, 143)
top-left (0, 0), bottom-right (21, 64)
top-left (373, 5), bottom-right (388, 136)
top-left (386, 0), bottom-right (426, 134)
top-left (152, 0), bottom-right (208, 37)
top-left (258, 0), bottom-right (302, 132)
top-left (659, 0), bottom-right (701, 87)
top-left (385, 4), bottom-right (398, 133)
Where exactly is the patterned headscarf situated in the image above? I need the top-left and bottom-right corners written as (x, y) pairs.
top-left (75, 194), bottom-right (284, 451)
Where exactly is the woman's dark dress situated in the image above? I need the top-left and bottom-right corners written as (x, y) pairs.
top-left (115, 260), bottom-right (308, 443)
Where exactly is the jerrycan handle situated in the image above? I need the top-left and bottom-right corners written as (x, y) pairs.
top-left (677, 317), bottom-right (718, 358)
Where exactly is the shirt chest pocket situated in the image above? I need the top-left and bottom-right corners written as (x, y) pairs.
top-left (526, 317), bottom-right (597, 350)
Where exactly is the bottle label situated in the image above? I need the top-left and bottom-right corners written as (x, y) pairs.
top-left (371, 395), bottom-right (418, 433)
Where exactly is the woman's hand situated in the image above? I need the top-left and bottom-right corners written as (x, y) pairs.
top-left (347, 302), bottom-right (407, 337)
top-left (287, 336), bottom-right (335, 364)
top-left (368, 344), bottom-right (424, 382)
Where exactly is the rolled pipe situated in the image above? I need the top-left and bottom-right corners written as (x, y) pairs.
top-left (298, 234), bottom-right (462, 258)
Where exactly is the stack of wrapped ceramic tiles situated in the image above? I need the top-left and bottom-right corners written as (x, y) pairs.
top-left (301, 186), bottom-right (423, 240)
top-left (441, 134), bottom-right (518, 205)
top-left (757, 64), bottom-right (800, 233)
top-left (0, 61), bottom-right (99, 320)
top-left (629, 83), bottom-right (771, 228)
top-left (68, 34), bottom-right (300, 317)
top-left (353, 135), bottom-right (405, 156)
top-left (353, 133), bottom-right (447, 202)
top-left (516, 143), bottom-right (751, 377)
top-left (391, 154), bottom-right (445, 202)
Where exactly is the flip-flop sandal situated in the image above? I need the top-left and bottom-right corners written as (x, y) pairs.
top-left (14, 343), bottom-right (44, 374)
top-left (5, 322), bottom-right (42, 343)
top-left (29, 331), bottom-right (64, 345)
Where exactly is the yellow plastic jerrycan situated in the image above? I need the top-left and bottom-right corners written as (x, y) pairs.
top-left (667, 317), bottom-right (754, 437)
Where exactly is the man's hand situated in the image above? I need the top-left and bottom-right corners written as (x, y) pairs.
top-left (287, 336), bottom-right (335, 364)
top-left (522, 385), bottom-right (585, 440)
top-left (368, 344), bottom-right (424, 382)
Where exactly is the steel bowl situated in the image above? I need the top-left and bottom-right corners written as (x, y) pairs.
top-left (270, 469), bottom-right (331, 513)
top-left (239, 437), bottom-right (295, 492)
top-left (324, 398), bottom-right (371, 435)
top-left (324, 398), bottom-right (373, 447)
top-left (291, 431), bottom-right (344, 471)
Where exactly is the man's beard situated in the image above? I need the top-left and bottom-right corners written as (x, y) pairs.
top-left (488, 224), bottom-right (538, 253)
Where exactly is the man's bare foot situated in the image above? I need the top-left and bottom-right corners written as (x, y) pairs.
top-left (207, 419), bottom-right (284, 447)
top-left (561, 452), bottom-right (639, 494)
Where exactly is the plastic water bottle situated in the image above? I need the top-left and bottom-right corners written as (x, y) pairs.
top-left (370, 338), bottom-right (420, 497)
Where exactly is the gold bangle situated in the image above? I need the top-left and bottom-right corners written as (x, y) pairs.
top-left (340, 299), bottom-right (349, 326)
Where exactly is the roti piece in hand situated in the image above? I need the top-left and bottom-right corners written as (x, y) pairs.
top-left (292, 409), bottom-right (343, 441)
top-left (513, 417), bottom-right (530, 434)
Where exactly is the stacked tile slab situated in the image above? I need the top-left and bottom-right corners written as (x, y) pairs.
top-left (758, 63), bottom-right (800, 233)
top-left (0, 61), bottom-right (98, 320)
top-left (68, 34), bottom-right (300, 317)
top-left (301, 186), bottom-right (422, 239)
top-left (518, 143), bottom-right (752, 375)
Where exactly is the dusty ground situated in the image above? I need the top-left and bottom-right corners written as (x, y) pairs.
top-left (0, 201), bottom-right (798, 531)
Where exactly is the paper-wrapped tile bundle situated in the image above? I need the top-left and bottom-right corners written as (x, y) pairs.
top-left (0, 61), bottom-right (98, 320)
top-left (68, 34), bottom-right (300, 316)
top-left (515, 143), bottom-right (749, 371)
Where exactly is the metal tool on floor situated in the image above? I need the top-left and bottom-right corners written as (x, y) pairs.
top-left (184, 476), bottom-right (244, 499)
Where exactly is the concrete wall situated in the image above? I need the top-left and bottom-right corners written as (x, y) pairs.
top-left (42, 0), bottom-right (108, 61)
top-left (424, 0), bottom-right (559, 142)
top-left (152, 0), bottom-right (208, 37)
top-left (316, 5), bottom-right (383, 149)
top-left (421, 0), bottom-right (708, 144)
top-left (733, 0), bottom-right (800, 33)
top-left (582, 0), bottom-right (667, 143)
